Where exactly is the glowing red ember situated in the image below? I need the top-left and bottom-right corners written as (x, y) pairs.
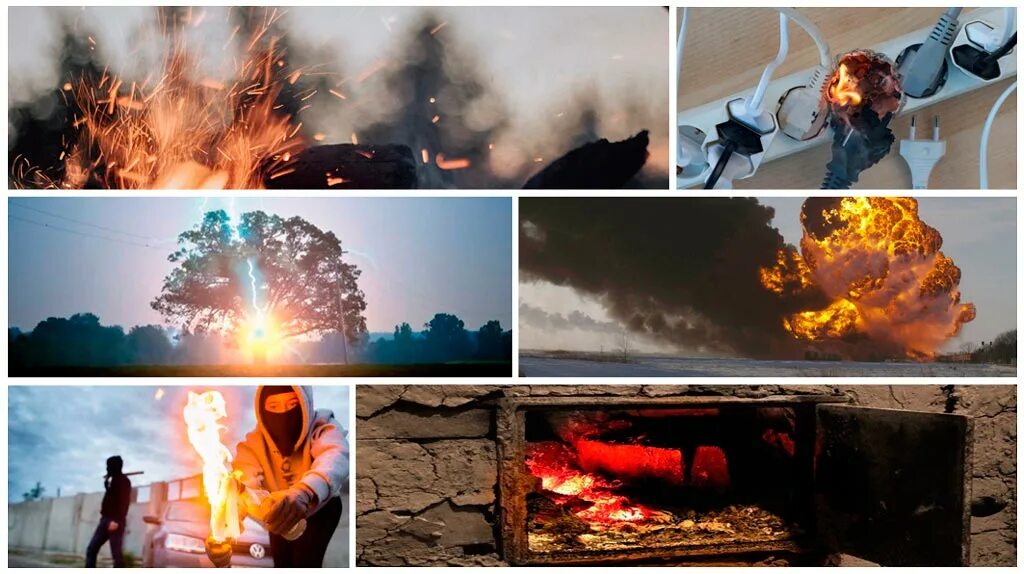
top-left (526, 441), bottom-right (655, 524)
top-left (576, 439), bottom-right (684, 486)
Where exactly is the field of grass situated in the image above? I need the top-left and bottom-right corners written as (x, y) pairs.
top-left (10, 362), bottom-right (512, 377)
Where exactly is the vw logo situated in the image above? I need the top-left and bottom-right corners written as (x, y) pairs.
top-left (249, 543), bottom-right (266, 559)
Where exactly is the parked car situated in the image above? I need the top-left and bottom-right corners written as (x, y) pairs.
top-left (143, 498), bottom-right (273, 567)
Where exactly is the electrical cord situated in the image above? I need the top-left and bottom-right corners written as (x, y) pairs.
top-left (706, 11), bottom-right (789, 188)
top-left (704, 140), bottom-right (736, 189)
top-left (747, 13), bottom-right (790, 115)
top-left (899, 116), bottom-right (946, 189)
top-left (899, 7), bottom-right (963, 98)
top-left (775, 7), bottom-right (830, 67)
top-left (953, 30), bottom-right (1015, 80)
top-left (999, 7), bottom-right (1015, 42)
top-left (677, 8), bottom-right (690, 172)
top-left (677, 7), bottom-right (688, 72)
top-left (980, 80), bottom-right (1016, 189)
top-left (1001, 7), bottom-right (1017, 46)
top-left (989, 32), bottom-right (1017, 60)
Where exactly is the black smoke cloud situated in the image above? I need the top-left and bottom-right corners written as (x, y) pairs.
top-left (519, 303), bottom-right (622, 335)
top-left (519, 198), bottom-right (826, 358)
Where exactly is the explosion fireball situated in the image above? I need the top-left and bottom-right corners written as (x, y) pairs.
top-left (760, 197), bottom-right (976, 359)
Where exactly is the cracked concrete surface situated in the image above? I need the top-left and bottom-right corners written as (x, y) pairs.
top-left (355, 384), bottom-right (1015, 566)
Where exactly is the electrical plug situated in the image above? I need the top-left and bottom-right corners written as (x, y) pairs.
top-left (897, 8), bottom-right (962, 98)
top-left (952, 21), bottom-right (1017, 81)
top-left (677, 125), bottom-right (708, 178)
top-left (899, 115), bottom-right (946, 189)
top-left (963, 8), bottom-right (1015, 53)
top-left (778, 65), bottom-right (830, 141)
top-left (702, 98), bottom-right (776, 189)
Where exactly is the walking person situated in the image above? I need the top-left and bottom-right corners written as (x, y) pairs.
top-left (85, 456), bottom-right (132, 567)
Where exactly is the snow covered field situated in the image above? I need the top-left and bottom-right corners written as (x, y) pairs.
top-left (519, 354), bottom-right (1016, 377)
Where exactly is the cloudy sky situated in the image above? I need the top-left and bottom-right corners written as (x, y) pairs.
top-left (8, 6), bottom-right (669, 178)
top-left (8, 385), bottom-right (350, 502)
top-left (521, 197), bottom-right (1016, 353)
top-left (9, 197), bottom-right (512, 334)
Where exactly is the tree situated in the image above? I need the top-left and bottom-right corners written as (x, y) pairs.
top-left (476, 320), bottom-right (507, 360)
top-left (423, 313), bottom-right (472, 362)
top-left (20, 313), bottom-right (127, 367)
top-left (125, 325), bottom-right (173, 365)
top-left (23, 482), bottom-right (45, 501)
top-left (151, 210), bottom-right (367, 346)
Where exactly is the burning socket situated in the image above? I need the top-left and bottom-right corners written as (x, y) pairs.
top-left (821, 50), bottom-right (904, 189)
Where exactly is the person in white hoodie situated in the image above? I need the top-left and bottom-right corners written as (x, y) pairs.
top-left (205, 385), bottom-right (349, 567)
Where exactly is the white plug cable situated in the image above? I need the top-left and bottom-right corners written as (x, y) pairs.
top-left (747, 13), bottom-right (790, 115)
top-left (677, 7), bottom-right (689, 69)
top-left (966, 7), bottom-right (1016, 53)
top-left (899, 116), bottom-right (946, 189)
top-left (677, 8), bottom-right (691, 170)
top-left (980, 80), bottom-right (1017, 189)
top-left (775, 7), bottom-right (830, 68)
top-left (1000, 7), bottom-right (1017, 47)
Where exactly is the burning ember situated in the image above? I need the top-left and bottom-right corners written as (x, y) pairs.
top-left (183, 390), bottom-right (243, 542)
top-left (526, 441), bottom-right (657, 525)
top-left (524, 412), bottom-right (800, 556)
top-left (760, 197), bottom-right (976, 358)
top-left (20, 10), bottom-right (307, 189)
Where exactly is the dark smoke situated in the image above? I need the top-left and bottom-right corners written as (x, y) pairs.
top-left (519, 303), bottom-right (622, 335)
top-left (520, 198), bottom-right (827, 358)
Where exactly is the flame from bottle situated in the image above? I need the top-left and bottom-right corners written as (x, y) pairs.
top-left (183, 391), bottom-right (242, 542)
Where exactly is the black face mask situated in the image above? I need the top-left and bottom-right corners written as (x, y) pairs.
top-left (263, 407), bottom-right (303, 456)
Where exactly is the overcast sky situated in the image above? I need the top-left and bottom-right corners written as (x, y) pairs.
top-left (8, 6), bottom-right (669, 177)
top-left (9, 197), bottom-right (512, 334)
top-left (521, 197), bottom-right (1016, 353)
top-left (8, 385), bottom-right (349, 502)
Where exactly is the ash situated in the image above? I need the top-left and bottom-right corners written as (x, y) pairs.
top-left (528, 499), bottom-right (800, 554)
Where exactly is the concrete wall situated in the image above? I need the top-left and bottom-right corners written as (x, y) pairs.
top-left (9, 478), bottom-right (350, 567)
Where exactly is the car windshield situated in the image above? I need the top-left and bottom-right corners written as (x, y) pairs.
top-left (167, 500), bottom-right (210, 522)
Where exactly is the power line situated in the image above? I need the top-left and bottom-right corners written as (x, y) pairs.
top-left (9, 214), bottom-right (170, 250)
top-left (9, 201), bottom-right (178, 244)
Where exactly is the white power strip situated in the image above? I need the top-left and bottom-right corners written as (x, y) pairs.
top-left (677, 7), bottom-right (1017, 189)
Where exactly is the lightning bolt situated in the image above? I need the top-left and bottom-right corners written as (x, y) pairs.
top-left (246, 257), bottom-right (266, 324)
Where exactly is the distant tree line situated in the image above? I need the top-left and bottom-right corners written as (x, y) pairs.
top-left (969, 330), bottom-right (1016, 364)
top-left (364, 314), bottom-right (512, 364)
top-left (9, 312), bottom-right (511, 369)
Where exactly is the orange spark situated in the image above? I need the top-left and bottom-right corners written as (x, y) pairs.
top-left (435, 153), bottom-right (470, 170)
